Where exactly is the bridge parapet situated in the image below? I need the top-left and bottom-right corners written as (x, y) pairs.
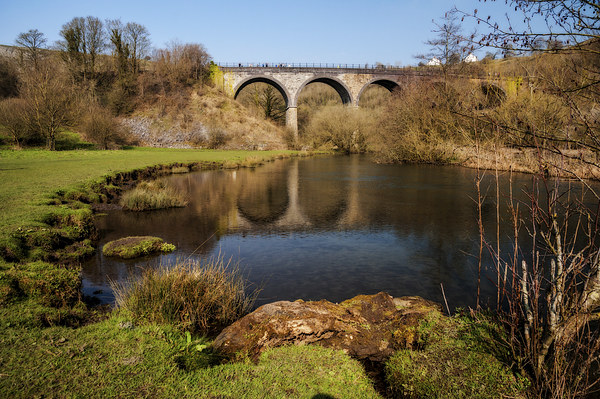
top-left (219, 65), bottom-right (442, 77)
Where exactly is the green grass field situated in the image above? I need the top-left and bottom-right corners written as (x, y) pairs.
top-left (0, 147), bottom-right (292, 240)
top-left (0, 305), bottom-right (381, 398)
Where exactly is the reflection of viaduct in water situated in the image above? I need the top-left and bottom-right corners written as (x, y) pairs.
top-left (233, 157), bottom-right (365, 231)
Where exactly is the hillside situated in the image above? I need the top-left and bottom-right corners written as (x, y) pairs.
top-left (120, 85), bottom-right (289, 150)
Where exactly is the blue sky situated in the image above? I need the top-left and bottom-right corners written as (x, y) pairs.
top-left (0, 0), bottom-right (536, 65)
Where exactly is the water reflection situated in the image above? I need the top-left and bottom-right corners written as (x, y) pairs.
top-left (82, 156), bottom-right (593, 308)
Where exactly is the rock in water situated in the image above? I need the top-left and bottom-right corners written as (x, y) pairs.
top-left (213, 292), bottom-right (441, 362)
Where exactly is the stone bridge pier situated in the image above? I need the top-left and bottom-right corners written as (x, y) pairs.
top-left (219, 66), bottom-right (412, 135)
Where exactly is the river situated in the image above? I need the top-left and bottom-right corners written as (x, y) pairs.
top-left (82, 155), bottom-right (586, 309)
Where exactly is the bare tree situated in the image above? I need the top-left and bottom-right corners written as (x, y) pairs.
top-left (84, 16), bottom-right (105, 79)
top-left (153, 41), bottom-right (211, 87)
top-left (58, 16), bottom-right (105, 81)
top-left (124, 22), bottom-right (150, 74)
top-left (418, 11), bottom-right (475, 83)
top-left (0, 98), bottom-right (29, 148)
top-left (21, 66), bottom-right (78, 150)
top-left (464, 1), bottom-right (599, 54)
top-left (81, 105), bottom-right (128, 149)
top-left (237, 82), bottom-right (286, 123)
top-left (106, 19), bottom-right (130, 82)
top-left (15, 29), bottom-right (47, 70)
top-left (255, 85), bottom-right (286, 122)
top-left (59, 17), bottom-right (85, 80)
top-left (181, 43), bottom-right (210, 81)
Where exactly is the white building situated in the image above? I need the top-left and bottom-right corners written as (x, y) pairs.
top-left (426, 57), bottom-right (441, 66)
top-left (464, 53), bottom-right (478, 63)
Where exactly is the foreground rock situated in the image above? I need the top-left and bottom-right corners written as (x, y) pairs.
top-left (213, 292), bottom-right (441, 362)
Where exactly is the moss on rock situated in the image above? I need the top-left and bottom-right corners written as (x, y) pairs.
top-left (102, 236), bottom-right (176, 259)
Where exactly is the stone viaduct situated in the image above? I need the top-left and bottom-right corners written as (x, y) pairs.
top-left (218, 65), bottom-right (510, 134)
top-left (218, 65), bottom-right (439, 134)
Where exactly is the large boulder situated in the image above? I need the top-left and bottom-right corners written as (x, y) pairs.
top-left (213, 292), bottom-right (441, 362)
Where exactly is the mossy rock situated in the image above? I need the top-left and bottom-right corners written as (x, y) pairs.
top-left (102, 236), bottom-right (176, 259)
top-left (213, 292), bottom-right (439, 362)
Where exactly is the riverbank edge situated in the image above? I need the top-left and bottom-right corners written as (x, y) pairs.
top-left (374, 145), bottom-right (600, 181)
top-left (456, 146), bottom-right (599, 180)
top-left (0, 150), bottom-right (321, 314)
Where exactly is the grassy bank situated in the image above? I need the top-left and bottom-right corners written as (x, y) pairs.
top-left (0, 307), bottom-right (381, 398)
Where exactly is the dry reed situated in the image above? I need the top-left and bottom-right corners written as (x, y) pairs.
top-left (111, 256), bottom-right (257, 334)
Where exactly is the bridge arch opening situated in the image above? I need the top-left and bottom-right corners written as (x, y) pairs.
top-left (234, 77), bottom-right (290, 124)
top-left (357, 79), bottom-right (400, 106)
top-left (295, 77), bottom-right (353, 107)
top-left (234, 76), bottom-right (290, 106)
top-left (296, 82), bottom-right (345, 133)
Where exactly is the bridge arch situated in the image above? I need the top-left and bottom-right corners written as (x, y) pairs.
top-left (357, 78), bottom-right (400, 106)
top-left (294, 76), bottom-right (353, 108)
top-left (233, 75), bottom-right (292, 107)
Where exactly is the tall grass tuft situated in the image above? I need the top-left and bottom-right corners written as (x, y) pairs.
top-left (120, 180), bottom-right (188, 211)
top-left (112, 257), bottom-right (257, 334)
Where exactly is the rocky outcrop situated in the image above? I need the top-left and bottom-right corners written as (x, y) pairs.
top-left (213, 292), bottom-right (441, 362)
top-left (121, 117), bottom-right (208, 148)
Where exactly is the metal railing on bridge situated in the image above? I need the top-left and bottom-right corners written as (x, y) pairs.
top-left (217, 62), bottom-right (408, 70)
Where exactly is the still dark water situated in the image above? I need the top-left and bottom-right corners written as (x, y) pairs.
top-left (81, 155), bottom-right (576, 309)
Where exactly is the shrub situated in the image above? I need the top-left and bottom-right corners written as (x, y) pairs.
top-left (385, 312), bottom-right (529, 398)
top-left (489, 90), bottom-right (569, 147)
top-left (372, 80), bottom-right (487, 164)
top-left (120, 180), bottom-right (188, 211)
top-left (207, 126), bottom-right (228, 149)
top-left (102, 236), bottom-right (175, 259)
top-left (81, 105), bottom-right (130, 149)
top-left (304, 105), bottom-right (374, 153)
top-left (112, 257), bottom-right (256, 334)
